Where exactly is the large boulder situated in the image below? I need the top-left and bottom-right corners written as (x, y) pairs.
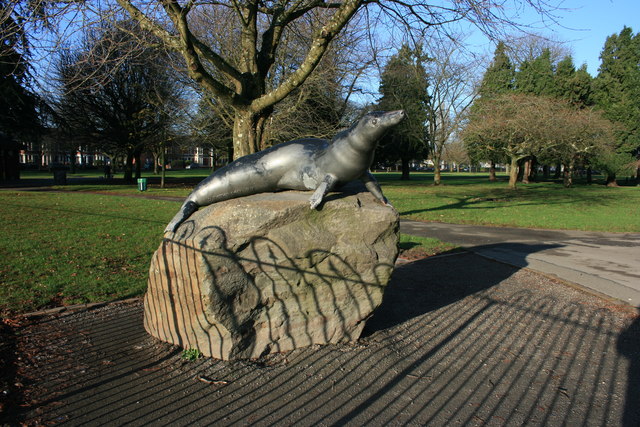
top-left (144, 186), bottom-right (399, 360)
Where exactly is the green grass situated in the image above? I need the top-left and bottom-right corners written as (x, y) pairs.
top-left (398, 234), bottom-right (459, 259)
top-left (20, 168), bottom-right (208, 197)
top-left (2, 170), bottom-right (638, 314)
top-left (376, 173), bottom-right (640, 232)
top-left (20, 168), bottom-right (212, 181)
top-left (50, 184), bottom-right (192, 198)
top-left (0, 191), bottom-right (177, 315)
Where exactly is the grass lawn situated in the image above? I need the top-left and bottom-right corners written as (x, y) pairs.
top-left (0, 191), bottom-right (177, 315)
top-left (18, 170), bottom-right (640, 232)
top-left (376, 172), bottom-right (640, 232)
top-left (398, 234), bottom-right (460, 260)
top-left (1, 170), bottom-right (638, 314)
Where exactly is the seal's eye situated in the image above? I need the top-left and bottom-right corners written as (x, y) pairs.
top-left (371, 118), bottom-right (378, 126)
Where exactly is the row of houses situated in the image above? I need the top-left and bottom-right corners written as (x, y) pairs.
top-left (2, 136), bottom-right (483, 181)
top-left (0, 133), bottom-right (230, 181)
top-left (16, 140), bottom-right (223, 171)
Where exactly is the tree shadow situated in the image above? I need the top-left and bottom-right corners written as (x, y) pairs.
top-left (398, 189), bottom-right (624, 217)
top-left (618, 313), bottom-right (640, 426)
top-left (362, 243), bottom-right (561, 335)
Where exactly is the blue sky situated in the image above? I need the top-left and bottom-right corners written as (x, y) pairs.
top-left (472, 0), bottom-right (640, 76)
top-left (546, 0), bottom-right (639, 75)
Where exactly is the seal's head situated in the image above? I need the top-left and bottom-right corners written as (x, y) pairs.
top-left (351, 110), bottom-right (405, 150)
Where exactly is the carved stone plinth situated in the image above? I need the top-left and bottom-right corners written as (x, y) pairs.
top-left (144, 188), bottom-right (399, 360)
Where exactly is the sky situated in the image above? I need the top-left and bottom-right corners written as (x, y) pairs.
top-left (470, 0), bottom-right (640, 76)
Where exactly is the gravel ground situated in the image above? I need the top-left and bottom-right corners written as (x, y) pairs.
top-left (1, 252), bottom-right (638, 426)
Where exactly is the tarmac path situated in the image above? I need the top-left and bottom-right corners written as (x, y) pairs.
top-left (401, 220), bottom-right (640, 307)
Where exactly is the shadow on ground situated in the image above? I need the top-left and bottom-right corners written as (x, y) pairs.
top-left (2, 250), bottom-right (638, 426)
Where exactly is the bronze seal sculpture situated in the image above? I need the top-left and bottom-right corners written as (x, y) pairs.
top-left (165, 110), bottom-right (405, 233)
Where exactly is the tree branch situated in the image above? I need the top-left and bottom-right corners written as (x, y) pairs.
top-left (254, 0), bottom-right (363, 112)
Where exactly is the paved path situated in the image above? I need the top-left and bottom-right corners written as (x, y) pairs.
top-left (9, 255), bottom-right (640, 426)
top-left (400, 220), bottom-right (640, 307)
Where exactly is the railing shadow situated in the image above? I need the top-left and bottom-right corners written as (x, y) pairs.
top-left (145, 222), bottom-right (394, 360)
top-left (6, 242), bottom-right (638, 426)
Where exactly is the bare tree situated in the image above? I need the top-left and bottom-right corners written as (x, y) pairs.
top-left (443, 139), bottom-right (470, 172)
top-left (52, 21), bottom-right (183, 182)
top-left (501, 32), bottom-right (571, 68)
top-left (423, 34), bottom-right (481, 184)
top-left (184, 6), bottom-right (372, 151)
top-left (550, 107), bottom-right (614, 187)
top-left (4, 1), bottom-right (566, 159)
top-left (463, 93), bottom-right (559, 189)
top-left (111, 0), bottom-right (565, 158)
top-left (464, 93), bottom-right (615, 189)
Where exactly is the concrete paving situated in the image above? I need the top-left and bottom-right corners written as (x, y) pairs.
top-left (401, 220), bottom-right (640, 307)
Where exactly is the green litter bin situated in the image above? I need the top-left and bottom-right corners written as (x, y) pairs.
top-left (137, 178), bottom-right (148, 191)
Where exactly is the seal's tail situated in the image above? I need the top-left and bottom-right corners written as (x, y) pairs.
top-left (165, 200), bottom-right (199, 233)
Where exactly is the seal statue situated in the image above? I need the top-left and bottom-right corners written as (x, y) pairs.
top-left (165, 110), bottom-right (405, 233)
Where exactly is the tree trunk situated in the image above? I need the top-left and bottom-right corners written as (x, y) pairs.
top-left (227, 141), bottom-right (234, 164)
top-left (586, 167), bottom-right (592, 184)
top-left (69, 153), bottom-right (77, 174)
top-left (233, 109), bottom-right (269, 159)
top-left (543, 164), bottom-right (549, 179)
top-left (433, 154), bottom-right (442, 185)
top-left (124, 151), bottom-right (134, 183)
top-left (508, 156), bottom-right (519, 189)
top-left (160, 145), bottom-right (166, 189)
top-left (516, 158), bottom-right (525, 182)
top-left (522, 158), bottom-right (531, 184)
top-left (563, 160), bottom-right (574, 188)
top-left (134, 150), bottom-right (142, 180)
top-left (606, 173), bottom-right (618, 187)
top-left (153, 152), bottom-right (160, 175)
top-left (489, 161), bottom-right (497, 182)
top-left (553, 163), bottom-right (561, 179)
top-left (401, 158), bottom-right (411, 180)
top-left (528, 157), bottom-right (537, 182)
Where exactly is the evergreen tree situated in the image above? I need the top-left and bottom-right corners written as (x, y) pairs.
top-left (570, 64), bottom-right (594, 107)
top-left (376, 45), bottom-right (429, 180)
top-left (515, 48), bottom-right (556, 96)
top-left (553, 56), bottom-right (575, 98)
top-left (477, 42), bottom-right (515, 98)
top-left (471, 42), bottom-right (515, 180)
top-left (593, 26), bottom-right (640, 156)
top-left (553, 56), bottom-right (593, 108)
top-left (0, 2), bottom-right (42, 139)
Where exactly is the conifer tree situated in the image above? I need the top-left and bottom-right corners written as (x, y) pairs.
top-left (469, 42), bottom-right (514, 180)
top-left (376, 45), bottom-right (429, 180)
top-left (477, 42), bottom-right (515, 98)
top-left (515, 48), bottom-right (555, 96)
top-left (593, 26), bottom-right (640, 156)
top-left (553, 56), bottom-right (593, 108)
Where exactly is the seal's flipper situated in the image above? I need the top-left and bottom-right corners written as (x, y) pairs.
top-left (361, 172), bottom-right (392, 206)
top-left (165, 200), bottom-right (199, 233)
top-left (309, 174), bottom-right (337, 209)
